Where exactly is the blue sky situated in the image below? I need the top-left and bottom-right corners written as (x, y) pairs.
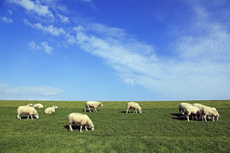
top-left (0, 0), bottom-right (230, 101)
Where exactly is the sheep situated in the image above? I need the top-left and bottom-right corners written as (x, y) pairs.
top-left (192, 103), bottom-right (206, 110)
top-left (183, 105), bottom-right (200, 121)
top-left (33, 103), bottom-right (43, 108)
top-left (44, 105), bottom-right (58, 114)
top-left (23, 103), bottom-right (33, 107)
top-left (84, 101), bottom-right (103, 112)
top-left (126, 102), bottom-right (142, 114)
top-left (201, 106), bottom-right (221, 122)
top-left (178, 102), bottom-right (192, 117)
top-left (17, 106), bottom-right (39, 120)
top-left (68, 113), bottom-right (94, 132)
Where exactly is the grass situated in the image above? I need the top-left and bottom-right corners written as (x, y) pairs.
top-left (0, 100), bottom-right (230, 153)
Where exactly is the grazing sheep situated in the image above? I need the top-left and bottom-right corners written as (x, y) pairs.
top-left (84, 101), bottom-right (103, 112)
top-left (33, 103), bottom-right (43, 108)
top-left (126, 102), bottom-right (142, 114)
top-left (17, 106), bottom-right (39, 120)
top-left (183, 105), bottom-right (200, 121)
top-left (44, 105), bottom-right (58, 114)
top-left (68, 113), bottom-right (94, 132)
top-left (201, 107), bottom-right (221, 122)
top-left (178, 103), bottom-right (192, 117)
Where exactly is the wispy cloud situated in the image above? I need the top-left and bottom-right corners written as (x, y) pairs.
top-left (7, 0), bottom-right (54, 20)
top-left (56, 13), bottom-right (69, 24)
top-left (1, 16), bottom-right (13, 23)
top-left (70, 4), bottom-right (230, 100)
top-left (24, 19), bottom-right (66, 36)
top-left (28, 41), bottom-right (53, 54)
top-left (0, 84), bottom-right (63, 100)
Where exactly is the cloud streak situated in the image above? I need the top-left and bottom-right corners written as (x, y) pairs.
top-left (24, 19), bottom-right (66, 36)
top-left (0, 84), bottom-right (63, 100)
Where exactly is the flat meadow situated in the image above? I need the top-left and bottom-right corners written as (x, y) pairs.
top-left (0, 100), bottom-right (230, 153)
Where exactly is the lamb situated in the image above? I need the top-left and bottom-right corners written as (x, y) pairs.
top-left (178, 102), bottom-right (192, 117)
top-left (68, 113), bottom-right (94, 132)
top-left (201, 106), bottom-right (220, 122)
top-left (44, 105), bottom-right (58, 114)
top-left (17, 106), bottom-right (39, 120)
top-left (23, 103), bottom-right (33, 107)
top-left (33, 103), bottom-right (43, 108)
top-left (84, 101), bottom-right (103, 112)
top-left (183, 105), bottom-right (200, 121)
top-left (126, 102), bottom-right (142, 114)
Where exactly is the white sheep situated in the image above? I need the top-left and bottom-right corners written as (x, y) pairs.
top-left (68, 113), bottom-right (94, 132)
top-left (201, 106), bottom-right (220, 122)
top-left (178, 102), bottom-right (192, 117)
top-left (84, 101), bottom-right (103, 112)
top-left (17, 106), bottom-right (39, 120)
top-left (23, 103), bottom-right (33, 107)
top-left (33, 103), bottom-right (43, 108)
top-left (183, 105), bottom-right (200, 121)
top-left (126, 102), bottom-right (142, 114)
top-left (44, 105), bottom-right (58, 114)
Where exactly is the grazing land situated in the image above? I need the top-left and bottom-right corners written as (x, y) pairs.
top-left (0, 100), bottom-right (230, 153)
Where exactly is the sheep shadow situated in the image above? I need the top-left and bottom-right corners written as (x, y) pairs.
top-left (64, 125), bottom-right (81, 131)
top-left (16, 116), bottom-right (37, 120)
top-left (120, 111), bottom-right (126, 113)
top-left (170, 113), bottom-right (187, 120)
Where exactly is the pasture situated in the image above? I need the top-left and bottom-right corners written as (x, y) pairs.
top-left (0, 100), bottom-right (230, 153)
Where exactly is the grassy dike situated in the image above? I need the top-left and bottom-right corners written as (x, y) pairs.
top-left (0, 100), bottom-right (230, 153)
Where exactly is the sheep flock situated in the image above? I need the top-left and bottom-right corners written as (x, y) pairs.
top-left (16, 101), bottom-right (221, 132)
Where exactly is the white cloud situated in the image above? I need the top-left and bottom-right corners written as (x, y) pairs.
top-left (8, 0), bottom-right (54, 19)
top-left (8, 9), bottom-right (13, 14)
top-left (1, 16), bottom-right (13, 23)
top-left (24, 19), bottom-right (66, 36)
top-left (56, 13), bottom-right (69, 24)
top-left (73, 14), bottom-right (230, 100)
top-left (41, 42), bottom-right (53, 54)
top-left (0, 84), bottom-right (63, 100)
top-left (28, 41), bottom-right (53, 54)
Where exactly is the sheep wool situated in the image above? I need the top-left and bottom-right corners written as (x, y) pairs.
top-left (44, 106), bottom-right (58, 114)
top-left (68, 113), bottom-right (94, 132)
top-left (17, 106), bottom-right (39, 120)
top-left (126, 102), bottom-right (142, 114)
top-left (183, 105), bottom-right (200, 121)
top-left (178, 103), bottom-right (192, 117)
top-left (33, 103), bottom-right (43, 108)
top-left (84, 101), bottom-right (103, 112)
top-left (201, 107), bottom-right (220, 122)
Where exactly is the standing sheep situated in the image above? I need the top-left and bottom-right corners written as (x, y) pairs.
top-left (183, 105), bottom-right (200, 121)
top-left (68, 113), bottom-right (94, 132)
top-left (126, 102), bottom-right (142, 114)
top-left (201, 107), bottom-right (220, 122)
top-left (17, 106), bottom-right (39, 120)
top-left (33, 103), bottom-right (43, 108)
top-left (44, 105), bottom-right (58, 114)
top-left (178, 103), bottom-right (192, 117)
top-left (84, 101), bottom-right (103, 112)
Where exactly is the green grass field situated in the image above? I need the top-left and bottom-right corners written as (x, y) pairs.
top-left (0, 100), bottom-right (230, 153)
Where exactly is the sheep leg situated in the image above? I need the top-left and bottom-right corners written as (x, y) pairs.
top-left (126, 108), bottom-right (129, 114)
top-left (84, 108), bottom-right (86, 112)
top-left (88, 107), bottom-right (91, 112)
top-left (186, 116), bottom-right (189, 121)
top-left (80, 126), bottom-right (82, 132)
top-left (213, 116), bottom-right (215, 122)
top-left (17, 115), bottom-right (21, 120)
top-left (94, 108), bottom-right (97, 112)
top-left (69, 125), bottom-right (73, 132)
top-left (85, 126), bottom-right (88, 131)
top-left (27, 116), bottom-right (29, 119)
top-left (31, 115), bottom-right (33, 120)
